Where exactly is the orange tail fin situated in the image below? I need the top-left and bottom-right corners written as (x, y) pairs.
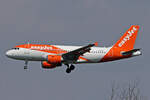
top-left (113, 25), bottom-right (140, 51)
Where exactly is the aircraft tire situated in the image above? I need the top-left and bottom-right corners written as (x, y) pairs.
top-left (66, 68), bottom-right (71, 73)
top-left (70, 65), bottom-right (75, 70)
top-left (24, 66), bottom-right (27, 69)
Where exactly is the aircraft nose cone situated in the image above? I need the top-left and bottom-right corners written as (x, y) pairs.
top-left (5, 50), bottom-right (11, 57)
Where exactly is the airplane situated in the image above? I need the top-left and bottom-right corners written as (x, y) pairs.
top-left (5, 25), bottom-right (142, 73)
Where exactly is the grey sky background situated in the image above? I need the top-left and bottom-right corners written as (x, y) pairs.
top-left (0, 0), bottom-right (149, 100)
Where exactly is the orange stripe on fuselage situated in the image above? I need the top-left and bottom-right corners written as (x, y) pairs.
top-left (16, 44), bottom-right (66, 54)
top-left (15, 44), bottom-right (88, 61)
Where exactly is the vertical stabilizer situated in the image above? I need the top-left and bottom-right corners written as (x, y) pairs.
top-left (113, 25), bottom-right (140, 51)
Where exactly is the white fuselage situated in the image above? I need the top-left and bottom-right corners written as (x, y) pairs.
top-left (6, 45), bottom-right (112, 64)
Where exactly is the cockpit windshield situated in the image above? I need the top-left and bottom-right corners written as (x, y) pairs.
top-left (12, 48), bottom-right (20, 50)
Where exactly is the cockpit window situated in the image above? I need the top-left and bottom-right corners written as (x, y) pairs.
top-left (12, 48), bottom-right (20, 50)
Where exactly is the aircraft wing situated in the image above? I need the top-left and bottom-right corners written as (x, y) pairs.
top-left (62, 42), bottom-right (98, 63)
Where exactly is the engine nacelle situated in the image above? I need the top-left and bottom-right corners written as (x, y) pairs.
top-left (47, 55), bottom-right (62, 64)
top-left (41, 61), bottom-right (62, 69)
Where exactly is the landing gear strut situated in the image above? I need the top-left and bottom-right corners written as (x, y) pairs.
top-left (65, 64), bottom-right (75, 73)
top-left (24, 60), bottom-right (28, 69)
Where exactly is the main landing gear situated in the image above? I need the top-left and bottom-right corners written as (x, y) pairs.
top-left (65, 64), bottom-right (75, 73)
top-left (24, 60), bottom-right (28, 69)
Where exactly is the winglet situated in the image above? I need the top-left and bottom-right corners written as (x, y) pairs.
top-left (94, 42), bottom-right (98, 46)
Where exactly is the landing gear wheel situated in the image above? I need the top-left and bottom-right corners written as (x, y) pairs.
top-left (24, 60), bottom-right (28, 69)
top-left (65, 64), bottom-right (76, 73)
top-left (70, 65), bottom-right (75, 70)
top-left (24, 66), bottom-right (27, 69)
top-left (66, 68), bottom-right (71, 73)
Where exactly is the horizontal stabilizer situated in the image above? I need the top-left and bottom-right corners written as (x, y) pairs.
top-left (122, 49), bottom-right (141, 56)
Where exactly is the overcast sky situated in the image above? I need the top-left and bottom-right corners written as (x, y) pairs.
top-left (0, 0), bottom-right (149, 100)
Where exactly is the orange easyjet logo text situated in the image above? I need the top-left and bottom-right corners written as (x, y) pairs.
top-left (31, 46), bottom-right (53, 50)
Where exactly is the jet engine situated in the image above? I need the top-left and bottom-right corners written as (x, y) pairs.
top-left (47, 55), bottom-right (62, 64)
top-left (41, 55), bottom-right (63, 69)
top-left (41, 61), bottom-right (62, 69)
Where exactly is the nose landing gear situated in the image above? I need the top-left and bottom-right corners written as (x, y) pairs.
top-left (65, 64), bottom-right (75, 73)
top-left (24, 60), bottom-right (28, 69)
